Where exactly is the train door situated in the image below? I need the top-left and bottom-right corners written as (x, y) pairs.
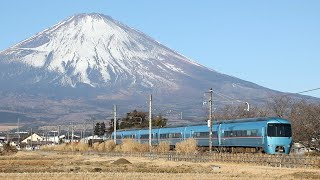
top-left (155, 133), bottom-right (158, 144)
top-left (218, 124), bottom-right (222, 146)
top-left (190, 130), bottom-right (194, 138)
top-left (138, 130), bottom-right (141, 143)
top-left (261, 127), bottom-right (265, 145)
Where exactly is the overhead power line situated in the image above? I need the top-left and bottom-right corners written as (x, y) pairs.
top-left (296, 87), bottom-right (320, 94)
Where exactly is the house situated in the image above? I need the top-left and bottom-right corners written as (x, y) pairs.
top-left (20, 133), bottom-right (52, 150)
top-left (80, 135), bottom-right (103, 145)
top-left (60, 134), bottom-right (81, 143)
top-left (21, 133), bottom-right (43, 144)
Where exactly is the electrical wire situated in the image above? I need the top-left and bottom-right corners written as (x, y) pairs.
top-left (296, 87), bottom-right (320, 94)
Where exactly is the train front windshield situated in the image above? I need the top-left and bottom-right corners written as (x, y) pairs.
top-left (267, 123), bottom-right (292, 137)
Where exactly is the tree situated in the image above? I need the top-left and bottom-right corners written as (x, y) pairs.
top-left (106, 118), bottom-right (120, 134)
top-left (119, 110), bottom-right (148, 129)
top-left (100, 122), bottom-right (106, 136)
top-left (94, 122), bottom-right (106, 136)
top-left (94, 122), bottom-right (100, 136)
top-left (215, 104), bottom-right (269, 120)
top-left (153, 114), bottom-right (167, 127)
top-left (267, 96), bottom-right (292, 118)
top-left (108, 110), bottom-right (168, 130)
top-left (289, 101), bottom-right (320, 149)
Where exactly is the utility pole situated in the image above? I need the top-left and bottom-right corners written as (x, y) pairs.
top-left (71, 122), bottom-right (74, 152)
top-left (45, 126), bottom-right (48, 145)
top-left (113, 105), bottom-right (117, 143)
top-left (92, 119), bottom-right (94, 139)
top-left (67, 125), bottom-right (70, 143)
top-left (83, 122), bottom-right (87, 143)
top-left (57, 126), bottom-right (60, 144)
top-left (30, 128), bottom-right (32, 149)
top-left (207, 88), bottom-right (213, 153)
top-left (17, 118), bottom-right (20, 147)
top-left (71, 122), bottom-right (74, 143)
top-left (149, 94), bottom-right (152, 151)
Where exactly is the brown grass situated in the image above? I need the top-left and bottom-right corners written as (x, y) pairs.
top-left (175, 138), bottom-right (197, 154)
top-left (120, 139), bottom-right (149, 153)
top-left (154, 141), bottom-right (170, 153)
top-left (41, 140), bottom-right (150, 153)
top-left (41, 143), bottom-right (90, 152)
top-left (104, 140), bottom-right (116, 152)
top-left (0, 151), bottom-right (319, 180)
top-left (92, 142), bottom-right (100, 151)
top-left (74, 143), bottom-right (89, 152)
top-left (0, 125), bottom-right (17, 131)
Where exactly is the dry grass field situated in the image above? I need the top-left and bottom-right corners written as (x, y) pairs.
top-left (0, 151), bottom-right (319, 180)
top-left (0, 124), bottom-right (18, 131)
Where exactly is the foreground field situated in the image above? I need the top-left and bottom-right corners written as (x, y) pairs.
top-left (0, 151), bottom-right (319, 180)
top-left (0, 124), bottom-right (19, 131)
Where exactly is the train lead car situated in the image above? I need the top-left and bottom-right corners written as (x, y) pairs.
top-left (111, 117), bottom-right (293, 154)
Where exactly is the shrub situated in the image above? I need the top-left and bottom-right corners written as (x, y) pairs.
top-left (75, 143), bottom-right (89, 152)
top-left (54, 144), bottom-right (68, 151)
top-left (0, 143), bottom-right (18, 155)
top-left (175, 138), bottom-right (197, 154)
top-left (104, 140), bottom-right (116, 152)
top-left (121, 139), bottom-right (149, 153)
top-left (97, 142), bottom-right (105, 152)
top-left (92, 142), bottom-right (100, 151)
top-left (155, 141), bottom-right (170, 153)
top-left (114, 144), bottom-right (122, 152)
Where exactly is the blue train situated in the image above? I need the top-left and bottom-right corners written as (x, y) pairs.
top-left (111, 117), bottom-right (292, 154)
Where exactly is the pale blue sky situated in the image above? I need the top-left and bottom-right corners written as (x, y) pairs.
top-left (1, 1), bottom-right (320, 97)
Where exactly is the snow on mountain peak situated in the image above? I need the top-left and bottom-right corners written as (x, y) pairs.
top-left (1, 13), bottom-right (206, 89)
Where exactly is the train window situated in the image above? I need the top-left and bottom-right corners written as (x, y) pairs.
top-left (200, 132), bottom-right (209, 137)
top-left (123, 135), bottom-right (135, 139)
top-left (194, 132), bottom-right (209, 138)
top-left (247, 130), bottom-right (251, 136)
top-left (230, 132), bottom-right (234, 137)
top-left (140, 134), bottom-right (149, 139)
top-left (176, 133), bottom-right (182, 138)
top-left (267, 123), bottom-right (292, 137)
top-left (168, 133), bottom-right (182, 138)
top-left (212, 131), bottom-right (218, 138)
top-left (193, 132), bottom-right (199, 137)
top-left (224, 130), bottom-right (258, 137)
top-left (160, 134), bottom-right (168, 139)
top-left (251, 130), bottom-right (258, 136)
top-left (169, 133), bottom-right (173, 138)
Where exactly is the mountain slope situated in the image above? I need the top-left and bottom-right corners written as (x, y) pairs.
top-left (0, 13), bottom-right (206, 91)
top-left (0, 13), bottom-right (309, 123)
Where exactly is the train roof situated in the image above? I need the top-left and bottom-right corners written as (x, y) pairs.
top-left (114, 117), bottom-right (290, 132)
top-left (165, 117), bottom-right (289, 128)
top-left (216, 117), bottom-right (289, 124)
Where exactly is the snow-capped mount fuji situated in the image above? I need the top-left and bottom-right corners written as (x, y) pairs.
top-left (0, 13), bottom-right (207, 91)
top-left (0, 13), bottom-right (306, 123)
